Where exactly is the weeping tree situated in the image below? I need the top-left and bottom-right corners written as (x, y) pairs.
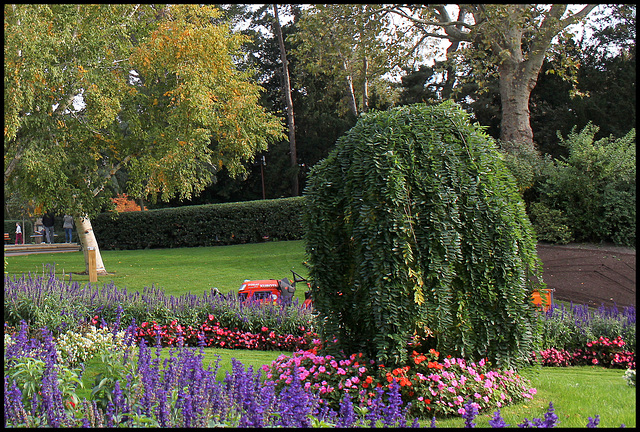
top-left (302, 101), bottom-right (544, 369)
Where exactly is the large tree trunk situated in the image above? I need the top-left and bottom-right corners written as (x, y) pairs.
top-left (498, 61), bottom-right (537, 152)
top-left (75, 216), bottom-right (108, 275)
top-left (273, 4), bottom-right (299, 197)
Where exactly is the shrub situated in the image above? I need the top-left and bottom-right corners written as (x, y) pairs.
top-left (537, 124), bottom-right (636, 246)
top-left (528, 202), bottom-right (574, 244)
top-left (303, 101), bottom-right (544, 369)
top-left (92, 197), bottom-right (304, 250)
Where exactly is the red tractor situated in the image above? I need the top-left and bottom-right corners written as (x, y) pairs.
top-left (238, 270), bottom-right (313, 308)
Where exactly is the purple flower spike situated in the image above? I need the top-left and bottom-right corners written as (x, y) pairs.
top-left (462, 399), bottom-right (479, 428)
top-left (336, 391), bottom-right (355, 428)
top-left (543, 401), bottom-right (559, 428)
top-left (586, 415), bottom-right (600, 428)
top-left (489, 410), bottom-right (510, 428)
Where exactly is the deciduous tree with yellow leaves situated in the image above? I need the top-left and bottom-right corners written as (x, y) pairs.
top-left (4, 4), bottom-right (284, 274)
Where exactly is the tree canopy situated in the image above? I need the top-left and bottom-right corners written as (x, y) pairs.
top-left (4, 4), bottom-right (284, 218)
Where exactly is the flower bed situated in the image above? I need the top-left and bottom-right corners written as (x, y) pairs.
top-left (134, 314), bottom-right (317, 351)
top-left (4, 323), bottom-right (619, 428)
top-left (262, 348), bottom-right (536, 418)
top-left (533, 336), bottom-right (635, 369)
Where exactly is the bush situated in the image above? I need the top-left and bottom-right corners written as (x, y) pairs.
top-left (303, 101), bottom-right (543, 369)
top-left (92, 197), bottom-right (304, 250)
top-left (537, 124), bottom-right (636, 246)
top-left (528, 202), bottom-right (574, 244)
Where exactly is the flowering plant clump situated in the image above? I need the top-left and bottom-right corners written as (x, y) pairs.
top-left (379, 349), bottom-right (537, 418)
top-left (575, 336), bottom-right (635, 368)
top-left (263, 349), bottom-right (375, 413)
top-left (532, 336), bottom-right (635, 369)
top-left (55, 325), bottom-right (134, 366)
top-left (263, 347), bottom-right (537, 419)
top-left (623, 369), bottom-right (635, 387)
top-left (532, 348), bottom-right (576, 367)
top-left (134, 314), bottom-right (318, 351)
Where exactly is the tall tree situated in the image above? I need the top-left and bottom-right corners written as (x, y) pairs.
top-left (291, 4), bottom-right (418, 118)
top-left (272, 4), bottom-right (298, 196)
top-left (4, 4), bottom-right (284, 273)
top-left (379, 4), bottom-right (597, 151)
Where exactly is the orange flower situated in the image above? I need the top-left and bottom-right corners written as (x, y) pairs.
top-left (398, 377), bottom-right (412, 387)
top-left (414, 354), bottom-right (427, 365)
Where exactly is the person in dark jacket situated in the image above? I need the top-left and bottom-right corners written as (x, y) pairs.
top-left (42, 212), bottom-right (55, 244)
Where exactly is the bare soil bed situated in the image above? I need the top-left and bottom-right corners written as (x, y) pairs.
top-left (536, 242), bottom-right (636, 309)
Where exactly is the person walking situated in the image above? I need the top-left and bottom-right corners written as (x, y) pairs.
top-left (42, 212), bottom-right (55, 244)
top-left (63, 214), bottom-right (74, 243)
top-left (15, 222), bottom-right (23, 245)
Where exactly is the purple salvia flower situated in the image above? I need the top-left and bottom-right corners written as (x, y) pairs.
top-left (382, 378), bottom-right (404, 427)
top-left (586, 415), bottom-right (600, 428)
top-left (489, 410), bottom-right (510, 428)
top-left (105, 401), bottom-right (115, 428)
top-left (462, 398), bottom-right (479, 428)
top-left (431, 416), bottom-right (437, 428)
top-left (365, 384), bottom-right (385, 427)
top-left (542, 401), bottom-right (559, 427)
top-left (336, 390), bottom-right (356, 428)
top-left (274, 370), bottom-right (311, 428)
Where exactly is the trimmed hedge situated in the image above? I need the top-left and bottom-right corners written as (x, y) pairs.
top-left (92, 197), bottom-right (304, 250)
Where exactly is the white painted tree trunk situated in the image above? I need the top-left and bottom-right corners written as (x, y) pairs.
top-left (75, 216), bottom-right (108, 275)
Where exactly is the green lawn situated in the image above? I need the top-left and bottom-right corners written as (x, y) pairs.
top-left (4, 240), bottom-right (309, 300)
top-left (430, 365), bottom-right (635, 428)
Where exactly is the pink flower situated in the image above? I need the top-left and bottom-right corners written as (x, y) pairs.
top-left (319, 366), bottom-right (326, 373)
top-left (337, 368), bottom-right (346, 375)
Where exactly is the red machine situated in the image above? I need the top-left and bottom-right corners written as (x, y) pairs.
top-left (238, 270), bottom-right (313, 308)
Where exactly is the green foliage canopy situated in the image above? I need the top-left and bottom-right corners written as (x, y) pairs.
top-left (302, 101), bottom-right (544, 369)
top-left (4, 4), bottom-right (284, 217)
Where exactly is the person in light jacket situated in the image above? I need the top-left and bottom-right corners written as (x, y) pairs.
top-left (63, 214), bottom-right (74, 243)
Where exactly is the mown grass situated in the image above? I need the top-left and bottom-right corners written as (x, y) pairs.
top-left (4, 240), bottom-right (309, 300)
top-left (432, 366), bottom-right (635, 428)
